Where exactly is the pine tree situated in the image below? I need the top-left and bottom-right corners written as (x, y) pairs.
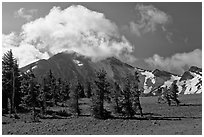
top-left (85, 80), bottom-right (92, 98)
top-left (46, 70), bottom-right (57, 106)
top-left (112, 82), bottom-right (122, 114)
top-left (40, 78), bottom-right (47, 115)
top-left (169, 80), bottom-right (180, 106)
top-left (29, 72), bottom-right (40, 121)
top-left (69, 78), bottom-right (80, 116)
top-left (80, 83), bottom-right (86, 98)
top-left (56, 78), bottom-right (63, 103)
top-left (56, 79), bottom-right (70, 103)
top-left (21, 70), bottom-right (41, 121)
top-left (120, 72), bottom-right (143, 118)
top-left (92, 69), bottom-right (110, 119)
top-left (20, 72), bottom-right (31, 108)
top-left (2, 50), bottom-right (21, 116)
top-left (121, 73), bottom-right (135, 117)
top-left (132, 71), bottom-right (143, 117)
top-left (64, 82), bottom-right (70, 101)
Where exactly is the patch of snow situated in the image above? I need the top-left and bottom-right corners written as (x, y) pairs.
top-left (141, 71), bottom-right (155, 93)
top-left (161, 75), bottom-right (181, 89)
top-left (196, 88), bottom-right (202, 94)
top-left (197, 71), bottom-right (202, 76)
top-left (144, 86), bottom-right (153, 94)
top-left (136, 68), bottom-right (145, 72)
top-left (177, 82), bottom-right (183, 94)
top-left (191, 71), bottom-right (202, 79)
top-left (25, 65), bottom-right (38, 73)
top-left (73, 59), bottom-right (83, 66)
top-left (32, 65), bottom-right (38, 70)
top-left (178, 72), bottom-right (202, 94)
top-left (183, 78), bottom-right (199, 94)
top-left (26, 69), bottom-right (30, 73)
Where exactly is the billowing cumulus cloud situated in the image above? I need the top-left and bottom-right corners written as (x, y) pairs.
top-left (2, 33), bottom-right (50, 67)
top-left (129, 4), bottom-right (171, 37)
top-left (14, 8), bottom-right (38, 21)
top-left (145, 49), bottom-right (202, 74)
top-left (3, 5), bottom-right (136, 67)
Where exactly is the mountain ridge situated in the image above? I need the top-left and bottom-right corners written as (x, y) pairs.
top-left (20, 52), bottom-right (202, 95)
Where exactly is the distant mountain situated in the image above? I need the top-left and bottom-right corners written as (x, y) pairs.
top-left (178, 66), bottom-right (202, 94)
top-left (20, 52), bottom-right (135, 84)
top-left (20, 52), bottom-right (202, 95)
top-left (152, 66), bottom-right (202, 95)
top-left (137, 68), bottom-right (181, 95)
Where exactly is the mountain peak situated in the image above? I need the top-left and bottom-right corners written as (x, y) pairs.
top-left (189, 66), bottom-right (202, 75)
top-left (152, 69), bottom-right (172, 77)
top-left (51, 51), bottom-right (84, 59)
top-left (180, 66), bottom-right (202, 81)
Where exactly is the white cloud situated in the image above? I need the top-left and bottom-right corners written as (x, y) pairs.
top-left (3, 5), bottom-right (136, 67)
top-left (145, 49), bottom-right (202, 74)
top-left (14, 8), bottom-right (38, 21)
top-left (2, 32), bottom-right (21, 47)
top-left (21, 5), bottom-right (135, 62)
top-left (2, 33), bottom-right (49, 68)
top-left (129, 4), bottom-right (171, 37)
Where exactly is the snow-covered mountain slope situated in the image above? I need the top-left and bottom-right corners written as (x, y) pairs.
top-left (154, 66), bottom-right (202, 95)
top-left (178, 67), bottom-right (202, 94)
top-left (137, 68), bottom-right (179, 95)
top-left (137, 66), bottom-right (202, 95)
top-left (161, 75), bottom-right (181, 89)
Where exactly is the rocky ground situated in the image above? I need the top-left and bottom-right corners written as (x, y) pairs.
top-left (2, 94), bottom-right (202, 135)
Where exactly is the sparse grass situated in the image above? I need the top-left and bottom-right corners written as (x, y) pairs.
top-left (2, 94), bottom-right (202, 135)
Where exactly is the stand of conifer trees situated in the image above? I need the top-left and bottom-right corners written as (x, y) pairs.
top-left (3, 50), bottom-right (145, 121)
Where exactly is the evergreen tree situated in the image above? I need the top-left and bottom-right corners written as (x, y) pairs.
top-left (29, 73), bottom-right (40, 121)
top-left (132, 71), bottom-right (143, 117)
top-left (56, 78), bottom-right (63, 103)
top-left (168, 80), bottom-right (180, 106)
top-left (112, 82), bottom-right (122, 114)
top-left (46, 70), bottom-right (57, 106)
top-left (69, 78), bottom-right (80, 116)
top-left (120, 72), bottom-right (143, 117)
top-left (64, 82), bottom-right (70, 100)
top-left (85, 80), bottom-right (92, 98)
top-left (61, 81), bottom-right (67, 102)
top-left (92, 69), bottom-right (110, 119)
top-left (39, 78), bottom-right (47, 115)
top-left (56, 79), bottom-right (70, 103)
top-left (20, 72), bottom-right (31, 108)
top-left (21, 70), bottom-right (41, 121)
top-left (2, 50), bottom-right (21, 116)
top-left (78, 81), bottom-right (85, 98)
top-left (121, 73), bottom-right (135, 117)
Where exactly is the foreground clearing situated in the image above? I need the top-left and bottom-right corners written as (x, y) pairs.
top-left (2, 94), bottom-right (202, 135)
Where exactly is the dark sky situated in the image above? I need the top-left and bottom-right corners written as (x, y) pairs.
top-left (2, 2), bottom-right (202, 74)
